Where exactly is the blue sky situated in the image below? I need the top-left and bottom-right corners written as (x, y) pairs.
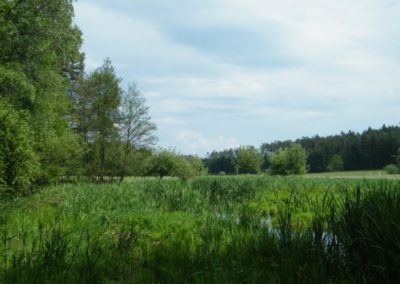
top-left (73, 0), bottom-right (400, 156)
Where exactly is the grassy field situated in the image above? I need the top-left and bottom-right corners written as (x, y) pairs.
top-left (306, 170), bottom-right (400, 179)
top-left (1, 176), bottom-right (400, 283)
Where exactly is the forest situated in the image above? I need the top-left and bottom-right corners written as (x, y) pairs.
top-left (205, 125), bottom-right (400, 174)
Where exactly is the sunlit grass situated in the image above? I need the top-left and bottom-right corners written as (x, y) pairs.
top-left (306, 169), bottom-right (400, 179)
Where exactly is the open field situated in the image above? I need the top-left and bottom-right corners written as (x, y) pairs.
top-left (1, 176), bottom-right (400, 283)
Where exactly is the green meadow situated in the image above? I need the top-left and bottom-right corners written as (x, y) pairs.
top-left (2, 176), bottom-right (400, 283)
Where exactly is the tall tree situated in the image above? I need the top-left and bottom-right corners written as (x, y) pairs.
top-left (78, 59), bottom-right (122, 181)
top-left (118, 84), bottom-right (157, 181)
top-left (0, 0), bottom-right (83, 190)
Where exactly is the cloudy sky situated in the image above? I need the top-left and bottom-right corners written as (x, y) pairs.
top-left (73, 0), bottom-right (400, 156)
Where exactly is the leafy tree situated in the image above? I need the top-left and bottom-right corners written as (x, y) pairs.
top-left (269, 144), bottom-right (308, 175)
top-left (327, 154), bottom-right (344, 172)
top-left (118, 83), bottom-right (157, 181)
top-left (234, 146), bottom-right (261, 174)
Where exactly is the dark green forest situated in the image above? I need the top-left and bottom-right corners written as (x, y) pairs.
top-left (205, 126), bottom-right (400, 174)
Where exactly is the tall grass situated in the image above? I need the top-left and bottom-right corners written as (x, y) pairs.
top-left (1, 176), bottom-right (399, 283)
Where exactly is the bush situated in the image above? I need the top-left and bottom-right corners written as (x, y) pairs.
top-left (383, 164), bottom-right (398, 175)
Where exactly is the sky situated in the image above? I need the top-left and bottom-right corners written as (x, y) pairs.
top-left (73, 0), bottom-right (400, 156)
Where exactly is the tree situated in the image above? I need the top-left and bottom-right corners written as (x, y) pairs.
top-left (327, 154), bottom-right (344, 172)
top-left (234, 146), bottom-right (261, 174)
top-left (118, 84), bottom-right (157, 181)
top-left (269, 144), bottom-right (308, 175)
top-left (77, 59), bottom-right (122, 181)
top-left (0, 0), bottom-right (84, 188)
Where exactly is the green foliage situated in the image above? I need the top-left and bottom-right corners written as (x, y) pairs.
top-left (0, 66), bottom-right (35, 111)
top-left (327, 154), bottom-right (344, 172)
top-left (234, 146), bottom-right (261, 174)
top-left (383, 164), bottom-right (398, 175)
top-left (0, 99), bottom-right (39, 192)
top-left (269, 144), bottom-right (308, 175)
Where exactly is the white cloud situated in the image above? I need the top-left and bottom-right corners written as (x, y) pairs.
top-left (177, 130), bottom-right (239, 155)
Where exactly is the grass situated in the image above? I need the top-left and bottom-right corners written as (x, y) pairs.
top-left (306, 169), bottom-right (400, 179)
top-left (1, 176), bottom-right (400, 283)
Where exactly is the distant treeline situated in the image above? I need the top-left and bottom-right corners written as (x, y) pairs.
top-left (205, 125), bottom-right (400, 174)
